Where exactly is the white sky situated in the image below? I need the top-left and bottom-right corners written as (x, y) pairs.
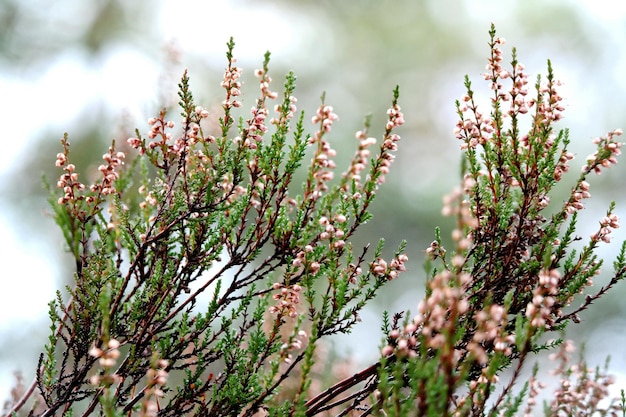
top-left (2, 0), bottom-right (626, 405)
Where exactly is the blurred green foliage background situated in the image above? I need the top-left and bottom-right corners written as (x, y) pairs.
top-left (1, 0), bottom-right (625, 401)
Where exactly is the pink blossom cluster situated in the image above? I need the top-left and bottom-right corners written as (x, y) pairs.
top-left (269, 282), bottom-right (302, 318)
top-left (523, 374), bottom-right (547, 412)
top-left (56, 138), bottom-right (125, 207)
top-left (451, 38), bottom-right (506, 149)
top-left (342, 130), bottom-right (377, 188)
top-left (221, 59), bottom-right (243, 110)
top-left (536, 76), bottom-right (565, 124)
top-left (317, 214), bottom-right (347, 250)
top-left (307, 105), bottom-right (338, 201)
top-left (483, 37), bottom-right (564, 123)
top-left (239, 69), bottom-right (277, 148)
top-left (126, 115), bottom-right (176, 161)
top-left (553, 148), bottom-right (575, 181)
top-left (483, 36), bottom-right (507, 95)
top-left (91, 143), bottom-right (125, 197)
top-left (584, 129), bottom-right (623, 175)
top-left (244, 106), bottom-right (269, 147)
top-left (185, 106), bottom-right (210, 145)
top-left (370, 253), bottom-right (408, 281)
top-left (506, 62), bottom-right (531, 116)
top-left (368, 104), bottom-right (404, 187)
top-left (220, 173), bottom-right (248, 207)
top-left (385, 104), bottom-right (405, 132)
top-left (565, 180), bottom-right (591, 215)
top-left (454, 105), bottom-right (495, 150)
top-left (279, 330), bottom-right (308, 364)
top-left (88, 339), bottom-right (122, 386)
top-left (591, 213), bottom-right (620, 244)
top-left (292, 245), bottom-right (320, 274)
top-left (414, 271), bottom-right (470, 348)
top-left (375, 141), bottom-right (398, 185)
top-left (381, 270), bottom-right (467, 358)
top-left (56, 152), bottom-right (85, 206)
top-left (270, 95), bottom-right (298, 128)
top-left (456, 37), bottom-right (567, 153)
top-left (467, 304), bottom-right (514, 364)
top-left (440, 176), bottom-right (478, 251)
top-left (138, 184), bottom-right (158, 210)
top-left (425, 240), bottom-right (446, 261)
top-left (547, 340), bottom-right (620, 416)
top-left (525, 268), bottom-right (560, 328)
top-left (255, 68), bottom-right (278, 100)
top-left (311, 105), bottom-right (339, 134)
top-left (142, 358), bottom-right (169, 417)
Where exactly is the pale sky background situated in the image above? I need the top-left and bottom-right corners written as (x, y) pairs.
top-left (2, 0), bottom-right (626, 407)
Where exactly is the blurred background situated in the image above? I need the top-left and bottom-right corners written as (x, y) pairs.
top-left (1, 0), bottom-right (626, 404)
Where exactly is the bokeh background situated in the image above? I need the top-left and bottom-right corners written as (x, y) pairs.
top-left (2, 0), bottom-right (626, 405)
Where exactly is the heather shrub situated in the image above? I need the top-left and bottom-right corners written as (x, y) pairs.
top-left (3, 25), bottom-right (625, 417)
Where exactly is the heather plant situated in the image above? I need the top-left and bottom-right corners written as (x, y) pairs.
top-left (3, 26), bottom-right (626, 417)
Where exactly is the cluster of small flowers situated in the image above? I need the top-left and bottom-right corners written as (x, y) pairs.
top-left (483, 36), bottom-right (507, 94)
top-left (370, 253), bottom-right (408, 281)
top-left (523, 374), bottom-right (547, 414)
top-left (279, 330), bottom-right (308, 364)
top-left (269, 283), bottom-right (302, 318)
top-left (506, 62), bottom-right (531, 116)
top-left (56, 150), bottom-right (85, 206)
top-left (221, 59), bottom-right (243, 109)
top-left (456, 37), bottom-right (567, 155)
top-left (127, 116), bottom-right (176, 160)
top-left (454, 103), bottom-right (495, 150)
top-left (370, 105), bottom-right (404, 187)
top-left (536, 76), bottom-right (565, 124)
top-left (255, 68), bottom-right (278, 100)
top-left (236, 69), bottom-right (275, 148)
top-left (317, 214), bottom-right (347, 249)
top-left (414, 271), bottom-right (470, 349)
top-left (467, 370), bottom-right (501, 398)
top-left (552, 148), bottom-right (575, 181)
top-left (91, 143), bottom-right (125, 197)
top-left (244, 106), bottom-right (269, 147)
top-left (270, 96), bottom-right (296, 125)
top-left (380, 323), bottom-right (417, 358)
top-left (384, 104), bottom-right (405, 132)
top-left (525, 268), bottom-right (560, 328)
top-left (591, 213), bottom-right (620, 244)
top-left (440, 177), bottom-right (477, 251)
top-left (342, 130), bottom-right (377, 188)
top-left (425, 240), bottom-right (446, 260)
top-left (466, 304), bottom-right (514, 365)
top-left (185, 106), bottom-right (211, 145)
top-left (486, 38), bottom-right (564, 124)
top-left (270, 96), bottom-right (298, 128)
top-left (219, 173), bottom-right (248, 207)
top-left (291, 245), bottom-right (320, 274)
top-left (345, 262), bottom-right (363, 285)
top-left (138, 184), bottom-right (158, 210)
top-left (584, 129), bottom-right (623, 175)
top-left (548, 340), bottom-right (621, 416)
top-left (565, 180), bottom-right (591, 215)
top-left (127, 136), bottom-right (144, 154)
top-left (308, 105), bottom-right (338, 200)
top-left (141, 358), bottom-right (169, 417)
top-left (148, 117), bottom-right (174, 143)
top-left (380, 271), bottom-right (468, 357)
top-left (311, 105), bottom-right (339, 134)
top-left (88, 339), bottom-right (121, 386)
